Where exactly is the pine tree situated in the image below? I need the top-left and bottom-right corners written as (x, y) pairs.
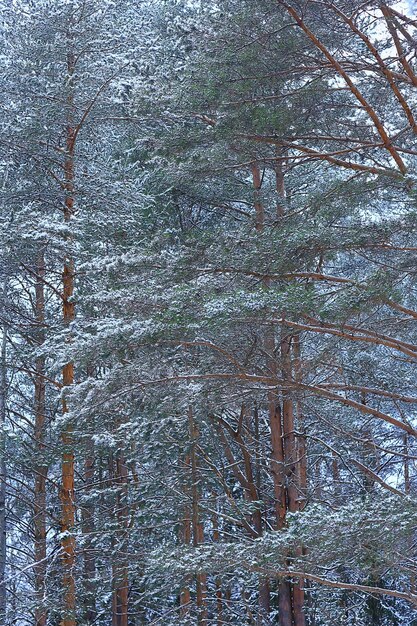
top-left (0, 1), bottom-right (416, 625)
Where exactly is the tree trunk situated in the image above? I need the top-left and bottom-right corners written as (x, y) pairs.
top-left (280, 319), bottom-right (306, 626)
top-left (277, 160), bottom-right (305, 626)
top-left (113, 452), bottom-right (129, 626)
top-left (293, 583), bottom-right (306, 626)
top-left (279, 580), bottom-right (293, 626)
top-left (60, 31), bottom-right (76, 626)
top-left (258, 578), bottom-right (271, 626)
top-left (281, 329), bottom-right (298, 513)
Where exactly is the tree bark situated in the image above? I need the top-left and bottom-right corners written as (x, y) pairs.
top-left (60, 30), bottom-right (77, 626)
top-left (113, 451), bottom-right (129, 626)
top-left (276, 158), bottom-right (306, 626)
top-left (279, 580), bottom-right (293, 626)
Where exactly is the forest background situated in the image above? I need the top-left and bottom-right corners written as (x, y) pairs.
top-left (0, 1), bottom-right (417, 625)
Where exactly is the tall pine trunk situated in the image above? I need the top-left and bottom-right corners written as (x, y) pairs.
top-left (112, 452), bottom-right (129, 626)
top-left (60, 28), bottom-right (77, 626)
top-left (276, 160), bottom-right (306, 626)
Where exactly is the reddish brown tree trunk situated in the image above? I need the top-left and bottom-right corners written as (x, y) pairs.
top-left (250, 156), bottom-right (306, 624)
top-left (281, 329), bottom-right (298, 513)
top-left (279, 580), bottom-right (293, 626)
top-left (276, 160), bottom-right (306, 626)
top-left (280, 334), bottom-right (306, 626)
top-left (258, 578), bottom-right (271, 626)
top-left (60, 34), bottom-right (76, 626)
top-left (293, 334), bottom-right (307, 508)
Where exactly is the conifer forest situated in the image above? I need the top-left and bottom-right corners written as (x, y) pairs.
top-left (3, 0), bottom-right (417, 624)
